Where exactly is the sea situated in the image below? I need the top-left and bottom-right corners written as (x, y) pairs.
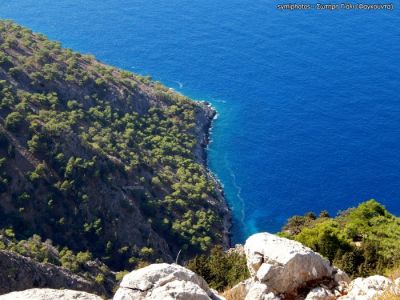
top-left (1, 0), bottom-right (399, 243)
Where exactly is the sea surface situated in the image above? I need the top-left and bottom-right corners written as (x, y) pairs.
top-left (1, 0), bottom-right (399, 243)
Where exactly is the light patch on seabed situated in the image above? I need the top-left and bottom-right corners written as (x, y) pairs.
top-left (224, 154), bottom-right (248, 235)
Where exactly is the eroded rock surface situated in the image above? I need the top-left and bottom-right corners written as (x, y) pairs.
top-left (226, 232), bottom-right (400, 299)
top-left (305, 286), bottom-right (335, 300)
top-left (0, 288), bottom-right (102, 300)
top-left (113, 263), bottom-right (224, 300)
top-left (0, 250), bottom-right (106, 296)
top-left (244, 232), bottom-right (333, 296)
top-left (338, 275), bottom-right (400, 300)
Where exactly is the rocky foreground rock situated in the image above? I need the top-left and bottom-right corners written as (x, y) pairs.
top-left (113, 263), bottom-right (223, 300)
top-left (0, 288), bottom-right (102, 300)
top-left (245, 232), bottom-right (334, 295)
top-left (1, 232), bottom-right (399, 299)
top-left (227, 232), bottom-right (399, 299)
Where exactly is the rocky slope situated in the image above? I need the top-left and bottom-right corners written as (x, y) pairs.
top-left (2, 232), bottom-right (399, 299)
top-left (0, 250), bottom-right (111, 296)
top-left (0, 19), bottom-right (230, 274)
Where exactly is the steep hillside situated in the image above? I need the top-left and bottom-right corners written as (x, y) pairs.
top-left (0, 20), bottom-right (230, 272)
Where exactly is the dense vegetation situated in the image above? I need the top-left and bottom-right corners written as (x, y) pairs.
top-left (280, 200), bottom-right (400, 278)
top-left (187, 246), bottom-right (249, 291)
top-left (0, 19), bottom-right (228, 278)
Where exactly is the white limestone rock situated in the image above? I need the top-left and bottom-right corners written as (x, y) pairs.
top-left (113, 287), bottom-right (143, 300)
top-left (244, 282), bottom-right (281, 300)
top-left (0, 288), bottom-right (102, 300)
top-left (113, 263), bottom-right (223, 300)
top-left (305, 286), bottom-right (335, 300)
top-left (338, 275), bottom-right (397, 300)
top-left (244, 232), bottom-right (333, 294)
top-left (227, 279), bottom-right (252, 300)
top-left (146, 280), bottom-right (211, 300)
top-left (333, 268), bottom-right (351, 284)
top-left (395, 277), bottom-right (400, 287)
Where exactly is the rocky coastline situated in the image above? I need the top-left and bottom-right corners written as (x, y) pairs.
top-left (197, 100), bottom-right (232, 249)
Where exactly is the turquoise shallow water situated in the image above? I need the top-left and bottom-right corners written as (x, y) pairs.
top-left (1, 0), bottom-right (400, 243)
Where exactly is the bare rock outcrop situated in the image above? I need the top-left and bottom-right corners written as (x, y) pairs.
top-left (305, 286), bottom-right (336, 300)
top-left (338, 275), bottom-right (400, 300)
top-left (113, 263), bottom-right (224, 300)
top-left (0, 250), bottom-right (106, 296)
top-left (227, 232), bottom-right (400, 300)
top-left (244, 232), bottom-right (333, 297)
top-left (0, 288), bottom-right (102, 300)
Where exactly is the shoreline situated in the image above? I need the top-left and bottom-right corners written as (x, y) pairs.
top-left (197, 100), bottom-right (232, 249)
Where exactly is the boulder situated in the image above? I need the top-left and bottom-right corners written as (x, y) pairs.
top-left (305, 286), bottom-right (335, 300)
top-left (338, 275), bottom-right (397, 299)
top-left (0, 288), bottom-right (102, 300)
top-left (146, 280), bottom-right (211, 300)
top-left (333, 281), bottom-right (349, 297)
top-left (113, 263), bottom-right (223, 300)
top-left (226, 279), bottom-right (252, 300)
top-left (226, 244), bottom-right (245, 256)
top-left (333, 268), bottom-right (351, 284)
top-left (244, 233), bottom-right (333, 295)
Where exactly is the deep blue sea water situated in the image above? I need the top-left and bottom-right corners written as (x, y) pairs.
top-left (1, 1), bottom-right (399, 243)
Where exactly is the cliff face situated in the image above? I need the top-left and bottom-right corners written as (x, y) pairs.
top-left (0, 20), bottom-right (230, 271)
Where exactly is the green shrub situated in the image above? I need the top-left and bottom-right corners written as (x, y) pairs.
top-left (281, 200), bottom-right (400, 277)
top-left (295, 220), bottom-right (351, 262)
top-left (115, 270), bottom-right (129, 281)
top-left (5, 111), bottom-right (23, 131)
top-left (95, 273), bottom-right (105, 284)
top-left (187, 246), bottom-right (249, 291)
